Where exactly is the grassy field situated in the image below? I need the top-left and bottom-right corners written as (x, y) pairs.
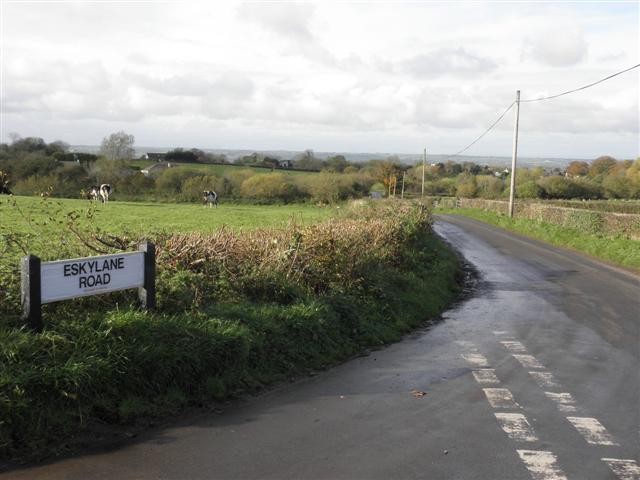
top-left (438, 208), bottom-right (640, 271)
top-left (1, 196), bottom-right (337, 237)
top-left (126, 160), bottom-right (318, 177)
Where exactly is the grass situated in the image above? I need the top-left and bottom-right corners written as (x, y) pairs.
top-left (1, 196), bottom-right (337, 236)
top-left (438, 208), bottom-right (640, 271)
top-left (0, 201), bottom-right (463, 463)
top-left (127, 160), bottom-right (318, 177)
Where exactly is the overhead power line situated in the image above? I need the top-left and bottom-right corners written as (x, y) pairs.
top-left (450, 101), bottom-right (515, 157)
top-left (447, 63), bottom-right (639, 158)
top-left (520, 63), bottom-right (640, 103)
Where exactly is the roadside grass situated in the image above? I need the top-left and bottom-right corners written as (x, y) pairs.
top-left (0, 201), bottom-right (463, 462)
top-left (0, 196), bottom-right (336, 235)
top-left (438, 208), bottom-right (640, 271)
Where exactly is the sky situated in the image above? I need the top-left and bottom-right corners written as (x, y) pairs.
top-left (1, 1), bottom-right (638, 159)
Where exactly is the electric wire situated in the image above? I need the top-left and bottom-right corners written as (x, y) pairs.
top-left (446, 63), bottom-right (639, 157)
top-left (520, 63), bottom-right (639, 103)
top-left (449, 101), bottom-right (515, 157)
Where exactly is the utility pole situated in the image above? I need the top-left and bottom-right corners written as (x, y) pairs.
top-left (508, 90), bottom-right (521, 218)
top-left (401, 171), bottom-right (406, 199)
top-left (421, 147), bottom-right (426, 198)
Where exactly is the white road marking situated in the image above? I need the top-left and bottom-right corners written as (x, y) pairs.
top-left (472, 369), bottom-right (500, 385)
top-left (461, 353), bottom-right (489, 367)
top-left (483, 388), bottom-right (521, 409)
top-left (529, 371), bottom-right (561, 389)
top-left (517, 450), bottom-right (568, 480)
top-left (495, 413), bottom-right (538, 442)
top-left (500, 340), bottom-right (528, 353)
top-left (602, 458), bottom-right (640, 480)
top-left (513, 354), bottom-right (545, 369)
top-left (492, 331), bottom-right (510, 335)
top-left (544, 392), bottom-right (577, 413)
top-left (566, 417), bottom-right (619, 446)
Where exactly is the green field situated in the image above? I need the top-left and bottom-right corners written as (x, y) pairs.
top-left (1, 196), bottom-right (337, 237)
top-left (126, 160), bottom-right (318, 177)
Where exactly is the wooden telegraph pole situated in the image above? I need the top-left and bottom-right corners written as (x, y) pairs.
top-left (401, 171), bottom-right (406, 199)
top-left (508, 91), bottom-right (521, 218)
top-left (421, 148), bottom-right (426, 198)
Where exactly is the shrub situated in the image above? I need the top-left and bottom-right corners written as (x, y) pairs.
top-left (180, 174), bottom-right (227, 202)
top-left (537, 176), bottom-right (584, 199)
top-left (240, 173), bottom-right (300, 202)
top-left (155, 168), bottom-right (200, 194)
top-left (456, 174), bottom-right (477, 198)
top-left (516, 181), bottom-right (542, 199)
top-left (475, 175), bottom-right (504, 199)
top-left (299, 172), bottom-right (372, 203)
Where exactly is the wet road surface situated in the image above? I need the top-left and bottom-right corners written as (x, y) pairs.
top-left (3, 214), bottom-right (639, 479)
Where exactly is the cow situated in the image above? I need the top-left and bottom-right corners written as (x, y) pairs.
top-left (88, 184), bottom-right (112, 203)
top-left (99, 184), bottom-right (112, 203)
top-left (0, 171), bottom-right (11, 195)
top-left (203, 190), bottom-right (218, 208)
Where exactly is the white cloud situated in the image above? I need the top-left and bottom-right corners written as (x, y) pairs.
top-left (525, 27), bottom-right (588, 67)
top-left (1, 2), bottom-right (637, 158)
top-left (401, 48), bottom-right (498, 77)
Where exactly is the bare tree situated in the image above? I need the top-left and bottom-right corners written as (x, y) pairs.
top-left (100, 131), bottom-right (136, 161)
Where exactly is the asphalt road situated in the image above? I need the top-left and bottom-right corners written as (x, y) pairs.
top-left (4, 215), bottom-right (639, 480)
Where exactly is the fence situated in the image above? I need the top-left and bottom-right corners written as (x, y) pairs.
top-left (427, 197), bottom-right (640, 240)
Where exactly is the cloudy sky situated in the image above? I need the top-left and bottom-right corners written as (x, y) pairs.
top-left (1, 1), bottom-right (638, 158)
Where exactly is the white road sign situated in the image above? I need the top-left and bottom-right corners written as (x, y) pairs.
top-left (40, 251), bottom-right (145, 304)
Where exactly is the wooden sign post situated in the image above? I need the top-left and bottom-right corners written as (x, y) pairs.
top-left (21, 241), bottom-right (155, 331)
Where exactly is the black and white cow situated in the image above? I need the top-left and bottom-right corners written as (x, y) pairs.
top-left (89, 184), bottom-right (112, 203)
top-left (0, 171), bottom-right (11, 195)
top-left (99, 184), bottom-right (112, 203)
top-left (203, 190), bottom-right (218, 208)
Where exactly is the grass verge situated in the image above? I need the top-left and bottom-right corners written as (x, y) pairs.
top-left (438, 208), bottom-right (640, 271)
top-left (0, 201), bottom-right (462, 463)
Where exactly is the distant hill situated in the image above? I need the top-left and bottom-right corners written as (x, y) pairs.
top-left (70, 145), bottom-right (587, 169)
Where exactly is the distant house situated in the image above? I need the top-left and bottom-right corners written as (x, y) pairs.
top-left (278, 159), bottom-right (293, 169)
top-left (143, 153), bottom-right (167, 162)
top-left (141, 162), bottom-right (172, 177)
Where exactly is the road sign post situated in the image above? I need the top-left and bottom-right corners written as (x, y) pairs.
top-left (138, 241), bottom-right (156, 311)
top-left (21, 254), bottom-right (42, 332)
top-left (21, 242), bottom-right (156, 331)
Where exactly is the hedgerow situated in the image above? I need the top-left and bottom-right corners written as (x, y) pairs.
top-left (0, 200), bottom-right (462, 461)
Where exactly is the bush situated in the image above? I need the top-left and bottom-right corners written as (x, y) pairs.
top-left (475, 175), bottom-right (503, 199)
top-left (240, 173), bottom-right (300, 203)
top-left (180, 174), bottom-right (227, 202)
top-left (155, 168), bottom-right (200, 195)
top-left (456, 175), bottom-right (477, 198)
top-left (516, 181), bottom-right (542, 199)
top-left (299, 172), bottom-right (372, 203)
top-left (537, 176), bottom-right (584, 199)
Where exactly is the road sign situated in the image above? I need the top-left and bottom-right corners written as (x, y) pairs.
top-left (40, 252), bottom-right (144, 303)
top-left (21, 241), bottom-right (155, 331)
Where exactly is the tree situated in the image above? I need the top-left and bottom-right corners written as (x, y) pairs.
top-left (565, 161), bottom-right (589, 177)
top-left (588, 156), bottom-right (617, 177)
top-left (100, 131), bottom-right (135, 161)
top-left (324, 155), bottom-right (348, 173)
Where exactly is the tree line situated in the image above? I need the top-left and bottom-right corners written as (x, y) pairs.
top-left (1, 131), bottom-right (638, 203)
